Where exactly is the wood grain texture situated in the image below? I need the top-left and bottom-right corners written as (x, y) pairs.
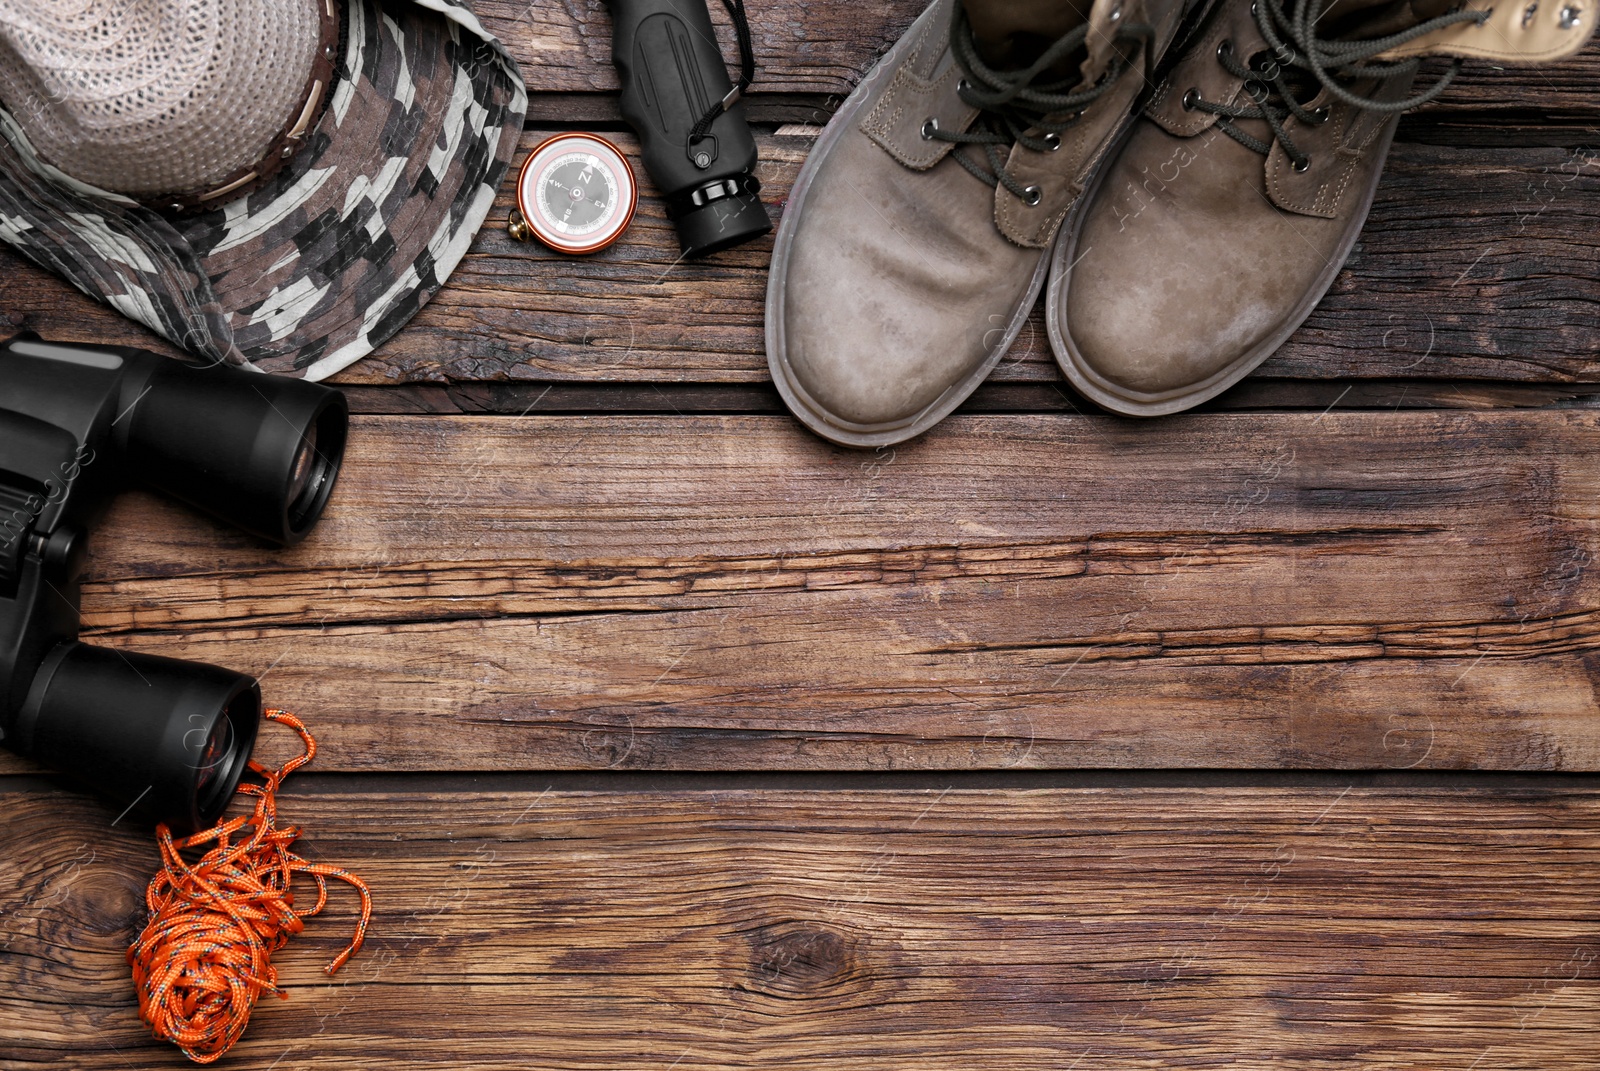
top-left (362, 137), bottom-right (1600, 388)
top-left (2, 781), bottom-right (1596, 1070)
top-left (484, 0), bottom-right (893, 96)
top-left (0, 411), bottom-right (1590, 776)
top-left (487, 0), bottom-right (1600, 119)
top-left (7, 135), bottom-right (1598, 389)
top-left (330, 377), bottom-right (1600, 417)
top-left (2, 4), bottom-right (1596, 1064)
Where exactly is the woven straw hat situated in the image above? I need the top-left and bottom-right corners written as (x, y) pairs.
top-left (0, 0), bottom-right (527, 379)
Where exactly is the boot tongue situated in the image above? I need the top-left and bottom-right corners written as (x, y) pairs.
top-left (962, 0), bottom-right (1092, 72)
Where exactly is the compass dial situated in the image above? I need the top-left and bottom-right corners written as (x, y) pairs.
top-left (538, 154), bottom-right (617, 236)
top-left (514, 134), bottom-right (637, 255)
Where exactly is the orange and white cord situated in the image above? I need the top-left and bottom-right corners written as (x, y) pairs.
top-left (127, 709), bottom-right (372, 1064)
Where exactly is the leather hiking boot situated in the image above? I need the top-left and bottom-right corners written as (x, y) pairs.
top-left (1047, 0), bottom-right (1598, 416)
top-left (766, 0), bottom-right (1198, 447)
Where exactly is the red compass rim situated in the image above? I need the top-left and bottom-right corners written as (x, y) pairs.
top-left (515, 132), bottom-right (638, 255)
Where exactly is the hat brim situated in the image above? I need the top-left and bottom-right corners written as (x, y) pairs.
top-left (0, 0), bottom-right (526, 380)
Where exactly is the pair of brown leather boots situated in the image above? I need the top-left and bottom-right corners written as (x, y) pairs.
top-left (766, 0), bottom-right (1594, 446)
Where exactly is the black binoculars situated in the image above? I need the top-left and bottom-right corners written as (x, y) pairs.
top-left (0, 334), bottom-right (347, 832)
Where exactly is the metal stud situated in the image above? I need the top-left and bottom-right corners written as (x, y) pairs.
top-left (507, 210), bottom-right (531, 242)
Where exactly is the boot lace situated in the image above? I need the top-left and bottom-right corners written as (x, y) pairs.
top-left (1183, 0), bottom-right (1490, 170)
top-left (927, 4), bottom-right (1156, 203)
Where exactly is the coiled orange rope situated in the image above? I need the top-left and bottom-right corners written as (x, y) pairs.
top-left (128, 709), bottom-right (372, 1064)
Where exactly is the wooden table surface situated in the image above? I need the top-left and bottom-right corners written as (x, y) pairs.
top-left (3, 2), bottom-right (1598, 1067)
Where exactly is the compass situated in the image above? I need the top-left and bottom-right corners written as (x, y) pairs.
top-left (508, 133), bottom-right (638, 255)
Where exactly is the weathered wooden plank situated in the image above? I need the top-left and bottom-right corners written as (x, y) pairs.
top-left (351, 136), bottom-right (1600, 387)
top-left (0, 411), bottom-right (1590, 776)
top-left (2, 781), bottom-right (1596, 1069)
top-left (326, 379), bottom-right (1600, 416)
top-left (8, 134), bottom-right (1596, 388)
top-left (515, 97), bottom-right (1599, 149)
top-left (489, 0), bottom-right (1600, 119)
top-left (486, 0), bottom-right (904, 97)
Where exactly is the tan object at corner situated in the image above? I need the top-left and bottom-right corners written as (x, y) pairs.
top-left (1379, 0), bottom-right (1594, 62)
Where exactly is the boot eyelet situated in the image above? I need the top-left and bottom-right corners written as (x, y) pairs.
top-left (1292, 156), bottom-right (1312, 172)
top-left (1021, 185), bottom-right (1043, 206)
top-left (921, 117), bottom-right (939, 139)
top-left (1217, 39), bottom-right (1233, 60)
top-left (958, 78), bottom-right (971, 93)
top-left (1043, 132), bottom-right (1062, 151)
top-left (1182, 87), bottom-right (1201, 110)
top-left (1560, 3), bottom-right (1582, 27)
top-left (1523, 2), bottom-right (1540, 25)
top-left (1311, 106), bottom-right (1331, 124)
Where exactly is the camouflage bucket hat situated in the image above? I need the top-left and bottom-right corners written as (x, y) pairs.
top-left (0, 0), bottom-right (527, 379)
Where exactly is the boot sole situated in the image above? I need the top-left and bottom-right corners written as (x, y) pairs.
top-left (764, 2), bottom-right (1053, 449)
top-left (1045, 115), bottom-right (1401, 417)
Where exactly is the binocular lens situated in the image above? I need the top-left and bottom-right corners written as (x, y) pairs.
top-left (288, 428), bottom-right (319, 505)
top-left (193, 710), bottom-right (242, 818)
top-left (286, 425), bottom-right (336, 528)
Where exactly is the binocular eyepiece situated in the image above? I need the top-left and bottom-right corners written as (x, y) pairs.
top-left (0, 335), bottom-right (348, 832)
